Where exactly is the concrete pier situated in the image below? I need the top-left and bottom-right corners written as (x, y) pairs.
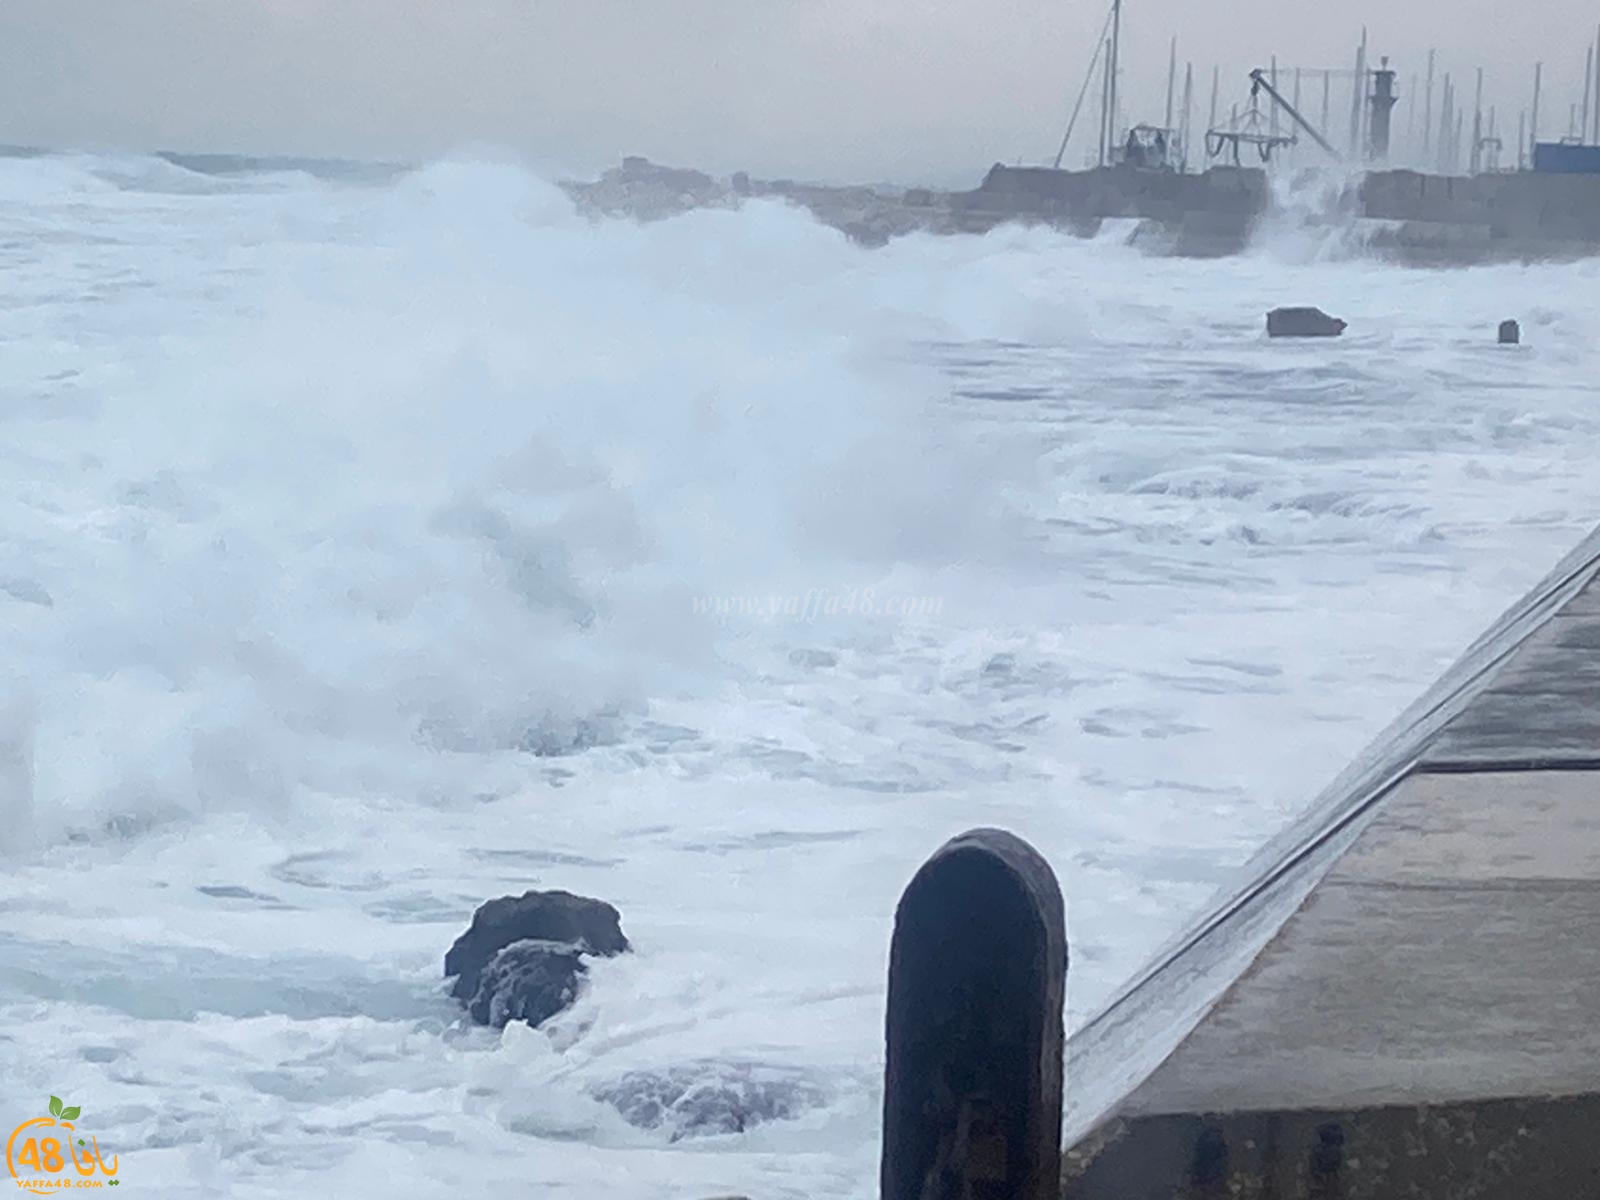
top-left (562, 157), bottom-right (1600, 263)
top-left (1359, 168), bottom-right (1600, 261)
top-left (957, 163), bottom-right (1600, 262)
top-left (945, 164), bottom-right (1268, 257)
top-left (1059, 530), bottom-right (1600, 1198)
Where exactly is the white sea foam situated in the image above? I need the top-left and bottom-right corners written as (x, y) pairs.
top-left (2, 147), bottom-right (1599, 1198)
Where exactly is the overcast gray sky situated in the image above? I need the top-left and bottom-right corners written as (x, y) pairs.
top-left (2, 0), bottom-right (1597, 183)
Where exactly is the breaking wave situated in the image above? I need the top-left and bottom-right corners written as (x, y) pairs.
top-left (0, 152), bottom-right (1033, 847)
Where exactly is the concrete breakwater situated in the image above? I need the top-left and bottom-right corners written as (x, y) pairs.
top-left (945, 164), bottom-right (1268, 257)
top-left (1359, 168), bottom-right (1600, 263)
top-left (561, 156), bottom-right (1600, 263)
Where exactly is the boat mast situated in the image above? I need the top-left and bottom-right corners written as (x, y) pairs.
top-left (1165, 36), bottom-right (1177, 130)
top-left (1054, 4), bottom-right (1115, 168)
top-left (1181, 62), bottom-right (1194, 171)
top-left (1099, 32), bottom-right (1113, 164)
top-left (1107, 0), bottom-right (1123, 159)
top-left (1530, 62), bottom-right (1542, 165)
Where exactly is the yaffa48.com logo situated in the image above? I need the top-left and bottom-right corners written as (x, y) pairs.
top-left (6, 1097), bottom-right (121, 1192)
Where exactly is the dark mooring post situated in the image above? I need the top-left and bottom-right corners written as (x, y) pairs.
top-left (881, 829), bottom-right (1067, 1200)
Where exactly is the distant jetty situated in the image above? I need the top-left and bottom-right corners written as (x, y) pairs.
top-left (560, 155), bottom-right (1600, 264)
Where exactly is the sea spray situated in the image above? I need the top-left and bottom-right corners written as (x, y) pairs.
top-left (1, 147), bottom-right (1599, 1199)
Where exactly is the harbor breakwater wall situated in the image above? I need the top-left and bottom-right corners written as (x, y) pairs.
top-left (959, 164), bottom-right (1600, 261)
top-left (1357, 168), bottom-right (1600, 260)
top-left (946, 164), bottom-right (1269, 256)
top-left (562, 157), bottom-right (1600, 262)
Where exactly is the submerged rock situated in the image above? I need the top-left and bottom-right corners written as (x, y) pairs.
top-left (594, 1062), bottom-right (826, 1141)
top-left (0, 577), bottom-right (53, 607)
top-left (466, 938), bottom-right (586, 1029)
top-left (445, 890), bottom-right (628, 1028)
top-left (787, 647), bottom-right (839, 670)
top-left (1266, 306), bottom-right (1347, 338)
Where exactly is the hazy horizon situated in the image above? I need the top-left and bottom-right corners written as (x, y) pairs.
top-left (3, 0), bottom-right (1599, 185)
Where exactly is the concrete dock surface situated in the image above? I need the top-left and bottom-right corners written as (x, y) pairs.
top-left (1060, 530), bottom-right (1600, 1196)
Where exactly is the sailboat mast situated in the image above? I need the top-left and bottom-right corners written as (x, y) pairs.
top-left (1099, 33), bottom-right (1114, 164)
top-left (1107, 0), bottom-right (1123, 158)
top-left (1165, 36), bottom-right (1177, 130)
top-left (1181, 61), bottom-right (1194, 170)
top-left (1530, 62), bottom-right (1542, 165)
top-left (1055, 3), bottom-right (1116, 169)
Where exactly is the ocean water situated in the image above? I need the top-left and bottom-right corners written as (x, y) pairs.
top-left (2, 148), bottom-right (1599, 1198)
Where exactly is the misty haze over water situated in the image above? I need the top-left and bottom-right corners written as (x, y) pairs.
top-left (3, 0), bottom-right (1599, 181)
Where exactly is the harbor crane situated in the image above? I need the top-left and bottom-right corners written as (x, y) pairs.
top-left (1245, 68), bottom-right (1344, 161)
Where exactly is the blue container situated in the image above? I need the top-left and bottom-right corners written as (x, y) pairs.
top-left (1533, 142), bottom-right (1600, 174)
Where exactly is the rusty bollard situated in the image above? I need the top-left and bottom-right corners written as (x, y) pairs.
top-left (881, 829), bottom-right (1067, 1200)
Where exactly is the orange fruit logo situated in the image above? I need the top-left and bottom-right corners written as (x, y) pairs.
top-left (6, 1097), bottom-right (121, 1192)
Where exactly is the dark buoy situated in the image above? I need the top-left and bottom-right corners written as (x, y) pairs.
top-left (880, 829), bottom-right (1066, 1200)
top-left (1267, 307), bottom-right (1347, 338)
top-left (1499, 319), bottom-right (1521, 345)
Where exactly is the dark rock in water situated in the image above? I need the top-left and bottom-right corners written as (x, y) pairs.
top-left (1499, 319), bottom-right (1521, 345)
top-left (0, 576), bottom-right (53, 607)
top-left (445, 890), bottom-right (628, 1026)
top-left (788, 647), bottom-right (839, 670)
top-left (594, 1062), bottom-right (826, 1141)
top-left (466, 939), bottom-right (587, 1029)
top-left (516, 712), bottom-right (619, 758)
top-left (1266, 307), bottom-right (1347, 338)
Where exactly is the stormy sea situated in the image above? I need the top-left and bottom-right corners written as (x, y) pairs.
top-left (2, 146), bottom-right (1598, 1198)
